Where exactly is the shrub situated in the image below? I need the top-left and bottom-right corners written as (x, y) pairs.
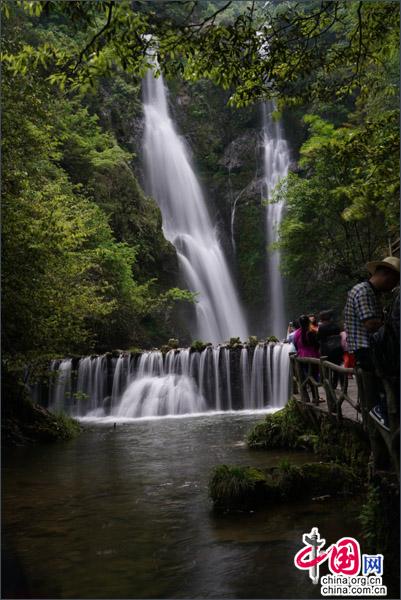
top-left (191, 340), bottom-right (207, 352)
top-left (209, 464), bottom-right (270, 509)
top-left (247, 399), bottom-right (306, 449)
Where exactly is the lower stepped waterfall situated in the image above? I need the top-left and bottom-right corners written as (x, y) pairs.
top-left (43, 344), bottom-right (291, 419)
top-left (143, 70), bottom-right (248, 343)
top-left (262, 102), bottom-right (291, 339)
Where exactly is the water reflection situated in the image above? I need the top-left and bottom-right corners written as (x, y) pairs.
top-left (3, 413), bottom-right (363, 598)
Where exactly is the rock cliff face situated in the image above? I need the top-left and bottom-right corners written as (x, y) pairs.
top-left (89, 74), bottom-right (304, 340)
top-left (168, 79), bottom-right (304, 336)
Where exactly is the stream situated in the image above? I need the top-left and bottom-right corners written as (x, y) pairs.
top-left (3, 412), bottom-right (363, 599)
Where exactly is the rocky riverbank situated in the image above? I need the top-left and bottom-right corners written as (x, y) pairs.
top-left (2, 370), bottom-right (81, 446)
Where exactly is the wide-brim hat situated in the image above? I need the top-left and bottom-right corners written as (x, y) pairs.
top-left (366, 256), bottom-right (400, 275)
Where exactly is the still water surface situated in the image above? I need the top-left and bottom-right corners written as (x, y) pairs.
top-left (3, 412), bottom-right (363, 598)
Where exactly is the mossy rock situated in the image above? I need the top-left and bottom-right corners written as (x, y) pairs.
top-left (247, 399), bottom-right (370, 478)
top-left (314, 419), bottom-right (370, 476)
top-left (191, 340), bottom-right (208, 352)
top-left (300, 463), bottom-right (359, 496)
top-left (247, 399), bottom-right (306, 450)
top-left (209, 465), bottom-right (276, 510)
top-left (127, 347), bottom-right (142, 356)
top-left (209, 461), bottom-right (360, 511)
top-left (2, 371), bottom-right (82, 446)
top-left (226, 337), bottom-right (243, 349)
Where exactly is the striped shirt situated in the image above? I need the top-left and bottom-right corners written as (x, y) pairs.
top-left (344, 281), bottom-right (382, 352)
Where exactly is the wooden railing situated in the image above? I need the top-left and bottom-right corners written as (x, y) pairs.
top-left (290, 353), bottom-right (399, 478)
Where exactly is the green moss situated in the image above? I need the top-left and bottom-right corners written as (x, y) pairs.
top-left (127, 346), bottom-right (142, 355)
top-left (236, 202), bottom-right (266, 310)
top-left (209, 465), bottom-right (272, 510)
top-left (247, 399), bottom-right (370, 477)
top-left (191, 340), bottom-right (208, 352)
top-left (300, 463), bottom-right (358, 495)
top-left (168, 338), bottom-right (179, 349)
top-left (247, 399), bottom-right (306, 449)
top-left (209, 461), bottom-right (360, 511)
top-left (51, 412), bottom-right (82, 440)
top-left (314, 420), bottom-right (370, 476)
top-left (2, 372), bottom-right (82, 446)
top-left (359, 477), bottom-right (400, 562)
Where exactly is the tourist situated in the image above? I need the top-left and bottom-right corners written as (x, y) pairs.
top-left (294, 315), bottom-right (320, 386)
top-left (294, 315), bottom-right (320, 359)
top-left (341, 329), bottom-right (355, 372)
top-left (317, 310), bottom-right (343, 388)
top-left (308, 314), bottom-right (318, 332)
top-left (344, 256), bottom-right (400, 429)
top-left (286, 320), bottom-right (299, 352)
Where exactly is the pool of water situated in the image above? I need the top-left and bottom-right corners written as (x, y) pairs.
top-left (3, 412), bottom-right (366, 598)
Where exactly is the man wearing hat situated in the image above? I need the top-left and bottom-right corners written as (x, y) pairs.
top-left (344, 256), bottom-right (400, 428)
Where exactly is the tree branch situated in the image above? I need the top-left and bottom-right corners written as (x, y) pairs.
top-left (72, 1), bottom-right (115, 73)
top-left (185, 0), bottom-right (232, 29)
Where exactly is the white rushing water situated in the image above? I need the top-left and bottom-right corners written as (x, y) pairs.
top-left (44, 344), bottom-right (291, 419)
top-left (49, 359), bottom-right (72, 413)
top-left (143, 71), bottom-right (248, 344)
top-left (262, 102), bottom-right (291, 339)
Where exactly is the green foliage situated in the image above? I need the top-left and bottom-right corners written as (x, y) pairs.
top-left (209, 461), bottom-right (359, 511)
top-left (236, 201), bottom-right (266, 310)
top-left (191, 340), bottom-right (208, 352)
top-left (52, 412), bottom-right (82, 440)
top-left (2, 368), bottom-right (82, 445)
top-left (167, 338), bottom-right (179, 350)
top-left (1, 13), bottom-right (193, 364)
top-left (359, 472), bottom-right (400, 571)
top-left (247, 399), bottom-right (307, 450)
top-left (277, 108), bottom-right (398, 317)
top-left (3, 1), bottom-right (398, 111)
top-left (358, 485), bottom-right (381, 550)
top-left (226, 337), bottom-right (242, 348)
top-left (209, 464), bottom-right (269, 509)
top-left (247, 399), bottom-right (370, 476)
top-left (358, 479), bottom-right (400, 564)
top-left (1, 0), bottom-right (399, 363)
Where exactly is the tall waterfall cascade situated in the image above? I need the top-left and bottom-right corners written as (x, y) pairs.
top-left (143, 71), bottom-right (248, 343)
top-left (262, 103), bottom-right (291, 339)
top-left (44, 344), bottom-right (291, 419)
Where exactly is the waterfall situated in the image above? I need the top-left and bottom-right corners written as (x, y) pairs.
top-left (222, 347), bottom-right (232, 411)
top-left (271, 343), bottom-right (291, 408)
top-left (143, 70), bottom-right (248, 344)
top-left (250, 345), bottom-right (265, 409)
top-left (240, 347), bottom-right (251, 405)
top-left (111, 355), bottom-right (131, 411)
top-left (116, 375), bottom-right (207, 418)
top-left (262, 102), bottom-right (291, 339)
top-left (44, 343), bottom-right (291, 419)
top-left (212, 347), bottom-right (221, 410)
top-left (50, 359), bottom-right (72, 413)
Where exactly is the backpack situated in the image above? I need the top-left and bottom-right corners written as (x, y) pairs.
top-left (323, 334), bottom-right (343, 356)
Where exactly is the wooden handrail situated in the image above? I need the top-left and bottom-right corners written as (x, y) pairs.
top-left (290, 352), bottom-right (399, 479)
